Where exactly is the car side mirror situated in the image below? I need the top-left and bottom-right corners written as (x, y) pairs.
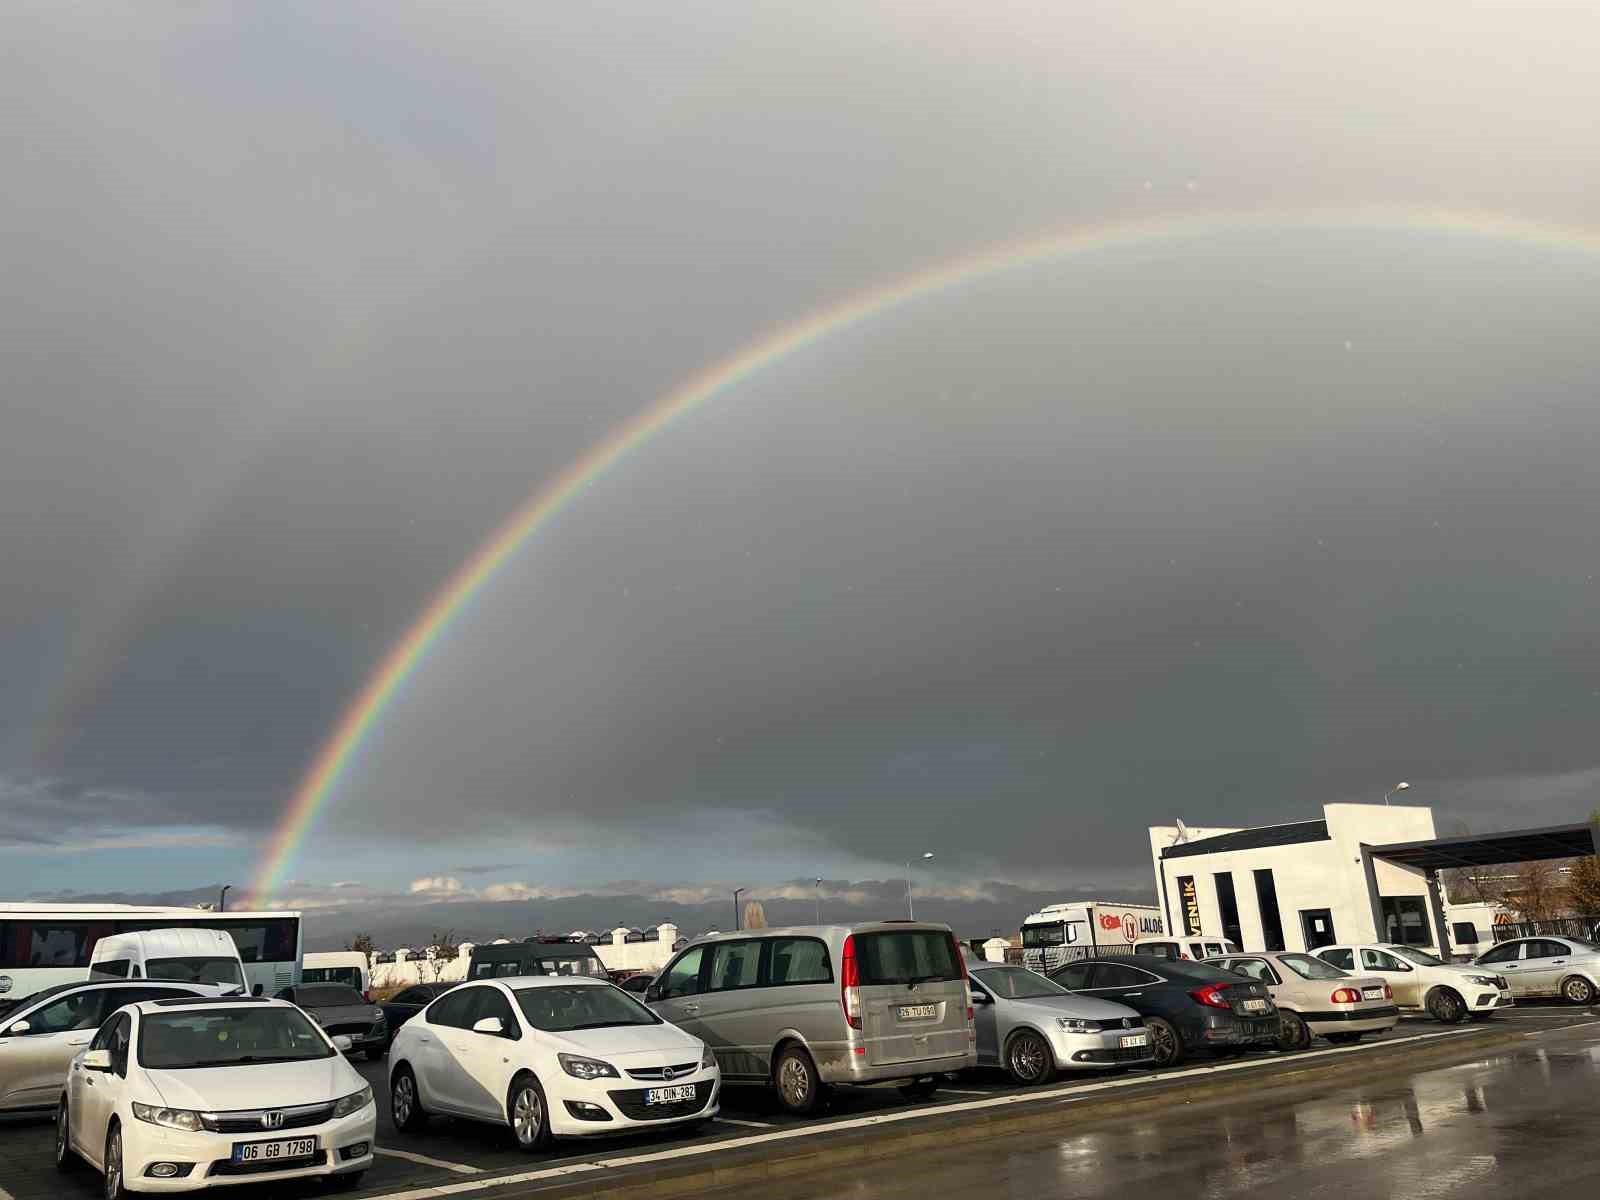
top-left (472, 1016), bottom-right (505, 1036)
top-left (644, 984), bottom-right (662, 1003)
top-left (332, 1035), bottom-right (354, 1052)
top-left (81, 1049), bottom-right (113, 1072)
top-left (970, 991), bottom-right (991, 1005)
top-left (5, 1020), bottom-right (29, 1036)
top-left (252, 984), bottom-right (264, 997)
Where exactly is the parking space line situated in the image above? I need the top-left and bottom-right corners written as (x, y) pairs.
top-left (713, 1116), bottom-right (773, 1128)
top-left (374, 1146), bottom-right (481, 1174)
top-left (361, 1028), bottom-right (1486, 1200)
top-left (939, 1088), bottom-right (993, 1096)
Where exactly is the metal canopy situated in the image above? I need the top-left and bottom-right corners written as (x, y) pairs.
top-left (1369, 823), bottom-right (1598, 871)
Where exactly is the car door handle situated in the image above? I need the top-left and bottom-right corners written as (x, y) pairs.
top-left (1122, 992), bottom-right (1143, 998)
top-left (1552, 960), bottom-right (1566, 966)
top-left (67, 1038), bottom-right (90, 1047)
top-left (415, 1034), bottom-right (433, 1044)
top-left (681, 1004), bottom-right (700, 1014)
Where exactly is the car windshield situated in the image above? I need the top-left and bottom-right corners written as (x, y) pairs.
top-left (1390, 947), bottom-right (1444, 966)
top-left (147, 957), bottom-right (245, 989)
top-left (294, 985), bottom-right (366, 1007)
top-left (1277, 953), bottom-right (1347, 981)
top-left (513, 984), bottom-right (661, 1031)
top-left (139, 1008), bottom-right (334, 1068)
top-left (971, 966), bottom-right (1067, 999)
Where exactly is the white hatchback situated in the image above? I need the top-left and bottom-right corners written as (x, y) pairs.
top-left (56, 996), bottom-right (376, 1195)
top-left (388, 976), bottom-right (718, 1151)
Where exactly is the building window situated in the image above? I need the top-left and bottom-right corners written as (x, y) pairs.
top-left (1213, 873), bottom-right (1243, 949)
top-left (1381, 896), bottom-right (1433, 946)
top-left (1253, 869), bottom-right (1286, 952)
top-left (1452, 922), bottom-right (1479, 946)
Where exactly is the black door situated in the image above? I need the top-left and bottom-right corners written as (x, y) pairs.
top-left (1300, 909), bottom-right (1336, 950)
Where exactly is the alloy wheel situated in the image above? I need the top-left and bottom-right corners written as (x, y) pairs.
top-left (513, 1085), bottom-right (543, 1146)
top-left (392, 1075), bottom-right (414, 1126)
top-left (55, 1102), bottom-right (68, 1163)
top-left (1150, 1020), bottom-right (1178, 1065)
top-left (104, 1130), bottom-right (122, 1200)
top-left (1009, 1033), bottom-right (1049, 1083)
top-left (778, 1056), bottom-right (812, 1108)
top-left (1565, 977), bottom-right (1596, 1005)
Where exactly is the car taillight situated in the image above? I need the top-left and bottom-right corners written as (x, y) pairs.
top-left (1330, 987), bottom-right (1362, 1005)
top-left (841, 934), bottom-right (861, 1030)
top-left (1383, 983), bottom-right (1393, 1000)
top-left (1188, 984), bottom-right (1231, 1009)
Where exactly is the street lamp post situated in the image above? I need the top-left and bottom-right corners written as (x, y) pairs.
top-left (905, 852), bottom-right (933, 920)
top-left (1383, 781), bottom-right (1411, 806)
top-left (814, 878), bottom-right (823, 925)
top-left (218, 884), bottom-right (232, 913)
top-left (733, 888), bottom-right (746, 932)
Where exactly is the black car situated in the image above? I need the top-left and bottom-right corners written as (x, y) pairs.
top-left (274, 983), bottom-right (389, 1061)
top-left (377, 982), bottom-right (457, 1049)
top-left (1050, 957), bottom-right (1279, 1067)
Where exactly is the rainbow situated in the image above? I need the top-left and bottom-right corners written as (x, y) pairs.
top-left (245, 206), bottom-right (1600, 904)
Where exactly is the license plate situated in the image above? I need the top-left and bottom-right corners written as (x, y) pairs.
top-left (1239, 998), bottom-right (1269, 1013)
top-left (645, 1084), bottom-right (697, 1105)
top-left (898, 1004), bottom-right (938, 1020)
top-left (1120, 1034), bottom-right (1148, 1049)
top-left (1362, 986), bottom-right (1385, 1000)
top-left (232, 1137), bottom-right (316, 1164)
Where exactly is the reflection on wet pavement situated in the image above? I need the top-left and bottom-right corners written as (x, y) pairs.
top-left (752, 1025), bottom-right (1600, 1200)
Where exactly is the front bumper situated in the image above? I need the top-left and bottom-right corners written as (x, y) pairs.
top-left (121, 1104), bottom-right (376, 1191)
top-left (1051, 1027), bottom-right (1154, 1069)
top-left (546, 1068), bottom-right (720, 1137)
top-left (1470, 989), bottom-right (1513, 1011)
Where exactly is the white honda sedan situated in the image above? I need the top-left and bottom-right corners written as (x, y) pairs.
top-left (56, 996), bottom-right (376, 1195)
top-left (388, 975), bottom-right (718, 1151)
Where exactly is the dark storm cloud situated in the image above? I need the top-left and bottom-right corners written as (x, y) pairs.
top-left (4, 3), bottom-right (1600, 887)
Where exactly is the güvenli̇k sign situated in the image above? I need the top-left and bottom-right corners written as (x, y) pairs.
top-left (1178, 875), bottom-right (1202, 936)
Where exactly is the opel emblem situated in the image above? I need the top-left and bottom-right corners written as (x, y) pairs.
top-left (660, 1066), bottom-right (677, 1081)
top-left (261, 1111), bottom-right (285, 1130)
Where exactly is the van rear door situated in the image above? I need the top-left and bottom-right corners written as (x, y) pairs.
top-left (852, 928), bottom-right (969, 1067)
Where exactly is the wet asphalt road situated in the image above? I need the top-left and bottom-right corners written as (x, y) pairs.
top-left (3, 1007), bottom-right (1595, 1199)
top-left (742, 1018), bottom-right (1600, 1200)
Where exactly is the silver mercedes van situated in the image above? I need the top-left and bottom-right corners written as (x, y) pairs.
top-left (645, 922), bottom-right (975, 1114)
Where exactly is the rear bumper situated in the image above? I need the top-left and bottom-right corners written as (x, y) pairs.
top-left (1195, 1012), bottom-right (1280, 1045)
top-left (1299, 1006), bottom-right (1400, 1033)
top-left (821, 1051), bottom-right (977, 1085)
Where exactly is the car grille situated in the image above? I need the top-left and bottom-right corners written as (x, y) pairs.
top-left (201, 1103), bottom-right (335, 1134)
top-left (625, 1062), bottom-right (700, 1081)
top-left (606, 1081), bottom-right (713, 1121)
top-left (1094, 1017), bottom-right (1144, 1031)
top-left (323, 1021), bottom-right (377, 1037)
top-left (208, 1150), bottom-right (326, 1177)
top-left (1074, 1046), bottom-right (1152, 1064)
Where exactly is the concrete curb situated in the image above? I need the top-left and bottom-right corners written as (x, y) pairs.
top-left (460, 1026), bottom-right (1531, 1200)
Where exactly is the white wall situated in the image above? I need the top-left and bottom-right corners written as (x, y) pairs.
top-left (1150, 805), bottom-right (1440, 952)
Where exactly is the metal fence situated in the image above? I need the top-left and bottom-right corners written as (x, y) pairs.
top-left (1489, 915), bottom-right (1600, 943)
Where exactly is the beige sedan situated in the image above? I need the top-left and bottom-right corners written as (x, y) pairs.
top-left (1206, 951), bottom-right (1400, 1050)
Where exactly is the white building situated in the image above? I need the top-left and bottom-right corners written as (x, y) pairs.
top-left (1149, 803), bottom-right (1441, 954)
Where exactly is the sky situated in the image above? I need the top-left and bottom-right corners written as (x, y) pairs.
top-left (4, 2), bottom-right (1600, 942)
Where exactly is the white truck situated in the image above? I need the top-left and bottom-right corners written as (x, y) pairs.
top-left (1020, 901), bottom-right (1165, 973)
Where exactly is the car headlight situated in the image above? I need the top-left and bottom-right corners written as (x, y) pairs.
top-left (1056, 1018), bottom-right (1097, 1034)
top-left (701, 1045), bottom-right (717, 1070)
top-left (131, 1102), bottom-right (202, 1132)
top-left (332, 1085), bottom-right (373, 1119)
top-left (558, 1053), bottom-right (619, 1080)
top-left (1466, 975), bottom-right (1501, 987)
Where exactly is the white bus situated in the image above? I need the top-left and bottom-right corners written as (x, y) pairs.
top-left (0, 904), bottom-right (302, 1002)
top-left (1020, 901), bottom-right (1165, 972)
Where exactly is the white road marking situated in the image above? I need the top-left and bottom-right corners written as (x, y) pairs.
top-left (360, 1027), bottom-right (1493, 1200)
top-left (938, 1088), bottom-right (993, 1096)
top-left (712, 1116), bottom-right (773, 1128)
top-left (374, 1146), bottom-right (480, 1175)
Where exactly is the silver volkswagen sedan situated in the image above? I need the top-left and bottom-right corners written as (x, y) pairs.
top-left (967, 962), bottom-right (1152, 1084)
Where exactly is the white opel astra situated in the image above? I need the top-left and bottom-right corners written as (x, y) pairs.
top-left (56, 996), bottom-right (376, 1195)
top-left (388, 975), bottom-right (718, 1150)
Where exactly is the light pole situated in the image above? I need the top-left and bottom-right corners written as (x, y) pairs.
top-left (1383, 781), bottom-right (1411, 806)
top-left (218, 884), bottom-right (232, 913)
top-left (905, 852), bottom-right (933, 919)
top-left (733, 888), bottom-right (746, 931)
top-left (814, 878), bottom-right (823, 925)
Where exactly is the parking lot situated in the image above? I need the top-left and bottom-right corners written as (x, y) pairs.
top-left (3, 1004), bottom-right (1593, 1200)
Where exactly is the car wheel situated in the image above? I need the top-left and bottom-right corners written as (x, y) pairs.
top-left (56, 1097), bottom-right (76, 1171)
top-left (1004, 1030), bottom-right (1055, 1085)
top-left (898, 1076), bottom-right (941, 1099)
top-left (1146, 1016), bottom-right (1185, 1067)
top-left (103, 1123), bottom-right (128, 1200)
top-left (1427, 987), bottom-right (1466, 1025)
top-left (390, 1064), bottom-right (429, 1133)
top-left (774, 1044), bottom-right (824, 1116)
top-left (508, 1073), bottom-right (554, 1153)
top-left (1324, 1031), bottom-right (1362, 1045)
top-left (1276, 1010), bottom-right (1312, 1052)
top-left (1561, 976), bottom-right (1596, 1006)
